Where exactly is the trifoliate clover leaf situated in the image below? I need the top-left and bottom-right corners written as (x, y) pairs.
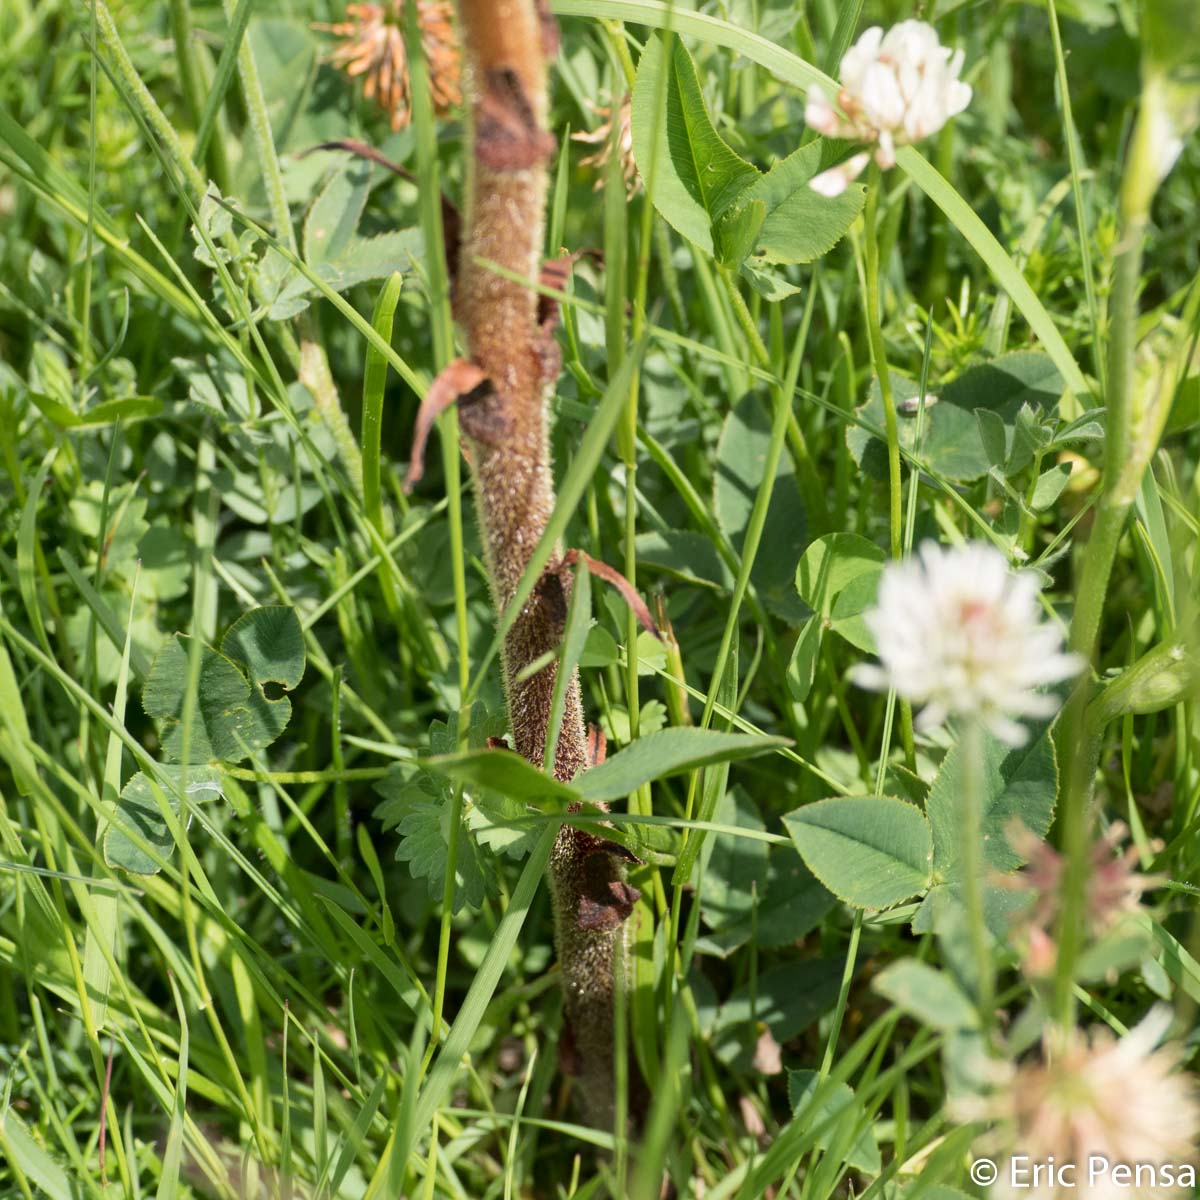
top-left (103, 767), bottom-right (223, 875)
top-left (142, 607), bottom-right (305, 764)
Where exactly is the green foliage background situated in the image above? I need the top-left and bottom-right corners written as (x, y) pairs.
top-left (0, 0), bottom-right (1198, 1197)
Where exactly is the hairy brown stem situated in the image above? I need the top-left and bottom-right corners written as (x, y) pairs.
top-left (454, 0), bottom-right (640, 1133)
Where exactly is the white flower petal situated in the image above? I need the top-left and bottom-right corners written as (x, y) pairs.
top-left (804, 86), bottom-right (841, 137)
top-left (850, 540), bottom-right (1082, 744)
top-left (847, 662), bottom-right (890, 692)
top-left (995, 1014), bottom-right (1200, 1187)
top-left (874, 130), bottom-right (896, 169)
top-left (815, 19), bottom-right (971, 172)
top-left (809, 153), bottom-right (869, 196)
top-left (860, 62), bottom-right (906, 129)
top-left (915, 700), bottom-right (950, 732)
top-left (840, 26), bottom-right (883, 88)
top-left (985, 713), bottom-right (1030, 747)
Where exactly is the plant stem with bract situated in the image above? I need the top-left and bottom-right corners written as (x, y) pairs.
top-left (453, 0), bottom-right (641, 1135)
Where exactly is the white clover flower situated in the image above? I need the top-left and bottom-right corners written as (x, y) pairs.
top-left (806, 20), bottom-right (972, 195)
top-left (990, 1010), bottom-right (1200, 1200)
top-left (850, 541), bottom-right (1082, 746)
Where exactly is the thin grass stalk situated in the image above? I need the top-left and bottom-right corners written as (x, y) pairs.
top-left (221, 0), bottom-right (363, 493)
top-left (961, 719), bottom-right (996, 1026)
top-left (816, 324), bottom-right (933, 1088)
top-left (406, 0), bottom-right (474, 1076)
top-left (1054, 69), bottom-right (1164, 1025)
top-left (1045, 0), bottom-right (1104, 396)
top-left (862, 167), bottom-right (902, 562)
top-left (168, 0), bottom-right (232, 194)
top-left (863, 172), bottom-right (918, 764)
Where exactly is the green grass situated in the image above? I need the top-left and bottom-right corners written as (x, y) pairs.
top-left (1, 1), bottom-right (1199, 1198)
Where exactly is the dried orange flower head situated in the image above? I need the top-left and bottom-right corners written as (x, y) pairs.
top-left (572, 94), bottom-right (639, 196)
top-left (317, 2), bottom-right (461, 132)
top-left (991, 1012), bottom-right (1200, 1200)
top-left (1000, 820), bottom-right (1163, 977)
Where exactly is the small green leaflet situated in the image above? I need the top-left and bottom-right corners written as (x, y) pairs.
top-left (925, 723), bottom-right (1057, 879)
top-left (795, 533), bottom-right (886, 653)
top-left (374, 774), bottom-right (492, 913)
top-left (848, 352), bottom-right (1064, 484)
top-left (630, 33), bottom-right (861, 277)
top-left (103, 767), bottom-right (223, 875)
top-left (630, 32), bottom-right (757, 254)
top-left (106, 607), bottom-right (305, 875)
top-left (784, 795), bottom-right (933, 911)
